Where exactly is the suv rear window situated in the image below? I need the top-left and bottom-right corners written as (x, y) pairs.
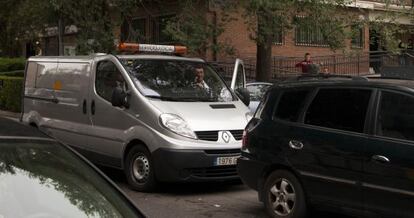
top-left (305, 88), bottom-right (371, 133)
top-left (274, 89), bottom-right (310, 122)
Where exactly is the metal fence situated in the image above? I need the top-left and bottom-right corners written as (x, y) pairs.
top-left (211, 51), bottom-right (414, 82)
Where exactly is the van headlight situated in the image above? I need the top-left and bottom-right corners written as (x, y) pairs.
top-left (160, 113), bottom-right (197, 139)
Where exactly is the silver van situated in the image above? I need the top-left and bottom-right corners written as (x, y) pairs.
top-left (22, 45), bottom-right (251, 191)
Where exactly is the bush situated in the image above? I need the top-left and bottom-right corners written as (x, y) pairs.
top-left (0, 76), bottom-right (23, 112)
top-left (0, 70), bottom-right (24, 77)
top-left (0, 58), bottom-right (26, 72)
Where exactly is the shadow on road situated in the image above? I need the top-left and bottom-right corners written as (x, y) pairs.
top-left (100, 166), bottom-right (355, 218)
top-left (99, 165), bottom-right (248, 195)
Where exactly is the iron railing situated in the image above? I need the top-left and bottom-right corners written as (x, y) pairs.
top-left (210, 51), bottom-right (414, 82)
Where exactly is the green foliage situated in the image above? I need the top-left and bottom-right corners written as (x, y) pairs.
top-left (0, 0), bottom-right (24, 57)
top-left (64, 0), bottom-right (116, 54)
top-left (0, 58), bottom-right (26, 72)
top-left (369, 7), bottom-right (414, 53)
top-left (0, 76), bottom-right (23, 112)
top-left (242, 0), bottom-right (356, 50)
top-left (0, 71), bottom-right (25, 77)
top-left (2, 0), bottom-right (118, 55)
top-left (163, 0), bottom-right (236, 56)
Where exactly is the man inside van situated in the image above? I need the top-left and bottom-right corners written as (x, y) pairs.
top-left (194, 65), bottom-right (209, 90)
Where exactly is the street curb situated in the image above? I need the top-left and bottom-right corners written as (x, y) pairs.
top-left (0, 110), bottom-right (20, 119)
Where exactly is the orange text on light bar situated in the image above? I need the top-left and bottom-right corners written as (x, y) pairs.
top-left (118, 43), bottom-right (187, 54)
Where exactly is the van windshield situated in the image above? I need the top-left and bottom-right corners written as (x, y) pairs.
top-left (120, 59), bottom-right (235, 102)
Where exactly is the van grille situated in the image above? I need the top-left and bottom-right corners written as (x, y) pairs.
top-left (204, 149), bottom-right (241, 155)
top-left (195, 131), bottom-right (218, 141)
top-left (186, 166), bottom-right (238, 178)
top-left (195, 130), bottom-right (244, 141)
top-left (229, 130), bottom-right (243, 141)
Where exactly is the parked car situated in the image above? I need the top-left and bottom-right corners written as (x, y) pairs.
top-left (238, 75), bottom-right (414, 218)
top-left (22, 43), bottom-right (251, 192)
top-left (0, 117), bottom-right (144, 217)
top-left (246, 82), bottom-right (273, 113)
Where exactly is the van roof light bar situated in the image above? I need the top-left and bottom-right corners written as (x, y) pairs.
top-left (118, 43), bottom-right (187, 55)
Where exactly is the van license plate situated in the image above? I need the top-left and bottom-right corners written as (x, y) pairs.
top-left (215, 156), bottom-right (240, 166)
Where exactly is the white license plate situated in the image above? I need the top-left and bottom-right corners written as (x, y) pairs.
top-left (215, 156), bottom-right (240, 166)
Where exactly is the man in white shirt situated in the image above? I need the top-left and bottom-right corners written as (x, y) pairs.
top-left (194, 66), bottom-right (209, 89)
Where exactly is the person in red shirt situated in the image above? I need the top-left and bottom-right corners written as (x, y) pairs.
top-left (295, 53), bottom-right (313, 73)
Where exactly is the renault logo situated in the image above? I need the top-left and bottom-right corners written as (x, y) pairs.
top-left (222, 131), bottom-right (231, 143)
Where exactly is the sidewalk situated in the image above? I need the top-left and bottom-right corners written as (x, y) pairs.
top-left (0, 110), bottom-right (20, 119)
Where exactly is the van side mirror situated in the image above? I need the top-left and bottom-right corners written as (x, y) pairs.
top-left (235, 88), bottom-right (250, 107)
top-left (111, 87), bottom-right (129, 108)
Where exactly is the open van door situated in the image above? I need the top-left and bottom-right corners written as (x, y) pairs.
top-left (231, 59), bottom-right (250, 106)
top-left (231, 59), bottom-right (246, 90)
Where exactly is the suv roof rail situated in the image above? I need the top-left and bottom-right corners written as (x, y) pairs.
top-left (288, 74), bottom-right (368, 82)
top-left (365, 76), bottom-right (414, 81)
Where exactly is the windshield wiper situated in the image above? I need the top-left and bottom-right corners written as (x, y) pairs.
top-left (178, 97), bottom-right (216, 102)
top-left (145, 95), bottom-right (216, 102)
top-left (145, 95), bottom-right (181, 101)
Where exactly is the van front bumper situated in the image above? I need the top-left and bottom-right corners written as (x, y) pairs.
top-left (152, 147), bottom-right (241, 182)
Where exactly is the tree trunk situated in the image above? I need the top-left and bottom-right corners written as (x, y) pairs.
top-left (256, 37), bottom-right (272, 82)
top-left (255, 12), bottom-right (272, 82)
top-left (58, 16), bottom-right (64, 56)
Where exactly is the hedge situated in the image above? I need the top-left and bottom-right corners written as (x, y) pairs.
top-left (0, 70), bottom-right (24, 77)
top-left (0, 76), bottom-right (23, 112)
top-left (0, 58), bottom-right (26, 72)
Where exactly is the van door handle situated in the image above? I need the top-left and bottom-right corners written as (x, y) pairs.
top-left (371, 155), bottom-right (390, 164)
top-left (91, 100), bottom-right (95, 115)
top-left (289, 140), bottom-right (304, 150)
top-left (82, 99), bottom-right (87, 114)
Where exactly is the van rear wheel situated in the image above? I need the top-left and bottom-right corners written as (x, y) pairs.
top-left (125, 146), bottom-right (157, 192)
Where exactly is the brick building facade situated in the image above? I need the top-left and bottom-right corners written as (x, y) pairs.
top-left (37, 0), bottom-right (413, 76)
top-left (111, 0), bottom-right (412, 75)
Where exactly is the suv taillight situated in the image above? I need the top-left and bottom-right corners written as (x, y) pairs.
top-left (241, 129), bottom-right (248, 151)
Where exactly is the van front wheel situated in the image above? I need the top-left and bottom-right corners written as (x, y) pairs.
top-left (125, 146), bottom-right (157, 192)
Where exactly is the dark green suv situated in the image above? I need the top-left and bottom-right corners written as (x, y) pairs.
top-left (238, 76), bottom-right (414, 218)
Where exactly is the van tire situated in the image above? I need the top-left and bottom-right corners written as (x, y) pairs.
top-left (262, 170), bottom-right (307, 218)
top-left (124, 145), bottom-right (157, 192)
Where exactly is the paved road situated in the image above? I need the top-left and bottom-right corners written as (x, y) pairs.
top-left (102, 168), bottom-right (353, 218)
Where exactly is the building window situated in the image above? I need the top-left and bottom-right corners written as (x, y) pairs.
top-left (273, 31), bottom-right (284, 45)
top-left (121, 18), bottom-right (147, 43)
top-left (351, 25), bottom-right (364, 49)
top-left (151, 15), bottom-right (175, 44)
top-left (294, 16), bottom-right (329, 47)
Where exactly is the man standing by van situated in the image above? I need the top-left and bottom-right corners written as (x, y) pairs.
top-left (295, 53), bottom-right (313, 74)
